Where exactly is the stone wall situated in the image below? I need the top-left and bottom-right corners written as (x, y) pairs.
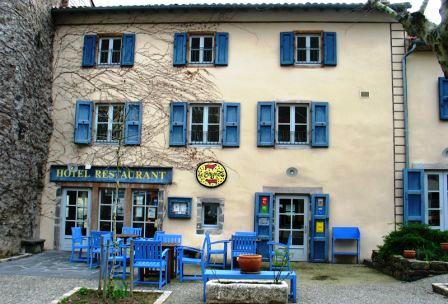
top-left (0, 0), bottom-right (57, 255)
top-left (366, 251), bottom-right (448, 281)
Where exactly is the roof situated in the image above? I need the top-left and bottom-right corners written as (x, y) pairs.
top-left (52, 2), bottom-right (412, 14)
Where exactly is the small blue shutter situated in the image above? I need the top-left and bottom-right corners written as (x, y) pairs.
top-left (311, 102), bottom-right (329, 147)
top-left (121, 33), bottom-right (136, 67)
top-left (169, 102), bottom-right (187, 146)
top-left (323, 32), bottom-right (337, 66)
top-left (257, 102), bottom-right (275, 147)
top-left (280, 32), bottom-right (294, 66)
top-left (124, 102), bottom-right (142, 145)
top-left (173, 33), bottom-right (187, 67)
top-left (215, 32), bottom-right (229, 66)
top-left (222, 102), bottom-right (240, 147)
top-left (74, 100), bottom-right (93, 144)
top-left (82, 34), bottom-right (97, 67)
top-left (439, 77), bottom-right (448, 120)
top-left (403, 169), bottom-right (425, 224)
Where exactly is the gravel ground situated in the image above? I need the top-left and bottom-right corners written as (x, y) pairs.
top-left (0, 253), bottom-right (447, 304)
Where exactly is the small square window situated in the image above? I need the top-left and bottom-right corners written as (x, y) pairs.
top-left (98, 37), bottom-right (122, 65)
top-left (295, 34), bottom-right (321, 65)
top-left (189, 35), bottom-right (214, 64)
top-left (203, 203), bottom-right (219, 226)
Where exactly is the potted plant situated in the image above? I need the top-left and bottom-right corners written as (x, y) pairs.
top-left (440, 243), bottom-right (448, 252)
top-left (237, 254), bottom-right (262, 273)
top-left (403, 249), bottom-right (416, 259)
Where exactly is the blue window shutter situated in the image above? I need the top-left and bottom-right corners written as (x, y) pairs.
top-left (215, 32), bottom-right (229, 66)
top-left (169, 102), bottom-right (187, 146)
top-left (124, 102), bottom-right (142, 145)
top-left (222, 102), bottom-right (240, 147)
top-left (403, 169), bottom-right (425, 224)
top-left (74, 100), bottom-right (93, 144)
top-left (311, 102), bottom-right (329, 147)
top-left (280, 32), bottom-right (294, 66)
top-left (82, 34), bottom-right (97, 67)
top-left (173, 33), bottom-right (187, 67)
top-left (439, 77), bottom-right (448, 120)
top-left (310, 194), bottom-right (330, 262)
top-left (121, 33), bottom-right (136, 67)
top-left (257, 102), bottom-right (275, 147)
top-left (323, 32), bottom-right (337, 66)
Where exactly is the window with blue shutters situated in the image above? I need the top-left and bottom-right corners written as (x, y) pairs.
top-left (439, 77), bottom-right (448, 120)
top-left (279, 31), bottom-right (337, 67)
top-left (257, 101), bottom-right (329, 148)
top-left (74, 100), bottom-right (93, 144)
top-left (169, 102), bottom-right (240, 148)
top-left (95, 104), bottom-right (125, 143)
top-left (173, 32), bottom-right (229, 67)
top-left (82, 33), bottom-right (135, 67)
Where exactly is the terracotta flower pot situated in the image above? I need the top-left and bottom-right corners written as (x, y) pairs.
top-left (237, 254), bottom-right (262, 273)
top-left (403, 250), bottom-right (416, 259)
top-left (441, 243), bottom-right (448, 252)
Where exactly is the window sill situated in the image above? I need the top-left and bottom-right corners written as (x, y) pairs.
top-left (275, 144), bottom-right (310, 149)
top-left (293, 63), bottom-right (323, 68)
top-left (188, 144), bottom-right (222, 148)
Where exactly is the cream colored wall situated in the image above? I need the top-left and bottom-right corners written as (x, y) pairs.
top-left (41, 11), bottom-right (397, 259)
top-left (407, 52), bottom-right (448, 165)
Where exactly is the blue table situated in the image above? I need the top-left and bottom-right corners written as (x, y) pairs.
top-left (203, 269), bottom-right (297, 303)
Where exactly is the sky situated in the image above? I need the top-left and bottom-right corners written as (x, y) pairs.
top-left (76, 0), bottom-right (442, 24)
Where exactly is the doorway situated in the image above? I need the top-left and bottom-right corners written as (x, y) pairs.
top-left (275, 195), bottom-right (309, 261)
top-left (60, 188), bottom-right (91, 251)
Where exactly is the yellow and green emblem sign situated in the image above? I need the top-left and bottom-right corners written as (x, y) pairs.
top-left (196, 162), bottom-right (227, 188)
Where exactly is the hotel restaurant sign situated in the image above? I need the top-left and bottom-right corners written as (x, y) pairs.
top-left (50, 165), bottom-right (172, 184)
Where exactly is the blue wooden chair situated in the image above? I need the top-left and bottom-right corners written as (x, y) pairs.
top-left (268, 234), bottom-right (292, 271)
top-left (230, 233), bottom-right (257, 269)
top-left (122, 226), bottom-right (142, 236)
top-left (154, 230), bottom-right (165, 238)
top-left (70, 227), bottom-right (88, 263)
top-left (131, 239), bottom-right (169, 289)
top-left (205, 232), bottom-right (229, 269)
top-left (88, 231), bottom-right (112, 268)
top-left (234, 232), bottom-right (257, 236)
top-left (102, 238), bottom-right (128, 280)
top-left (176, 235), bottom-right (207, 282)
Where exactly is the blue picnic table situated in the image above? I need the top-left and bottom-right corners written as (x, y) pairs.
top-left (202, 269), bottom-right (297, 303)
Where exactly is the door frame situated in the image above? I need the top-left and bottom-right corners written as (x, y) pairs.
top-left (274, 194), bottom-right (309, 261)
top-left (59, 187), bottom-right (92, 251)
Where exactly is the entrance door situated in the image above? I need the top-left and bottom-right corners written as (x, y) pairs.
top-left (60, 188), bottom-right (91, 251)
top-left (275, 196), bottom-right (309, 261)
top-left (131, 190), bottom-right (159, 238)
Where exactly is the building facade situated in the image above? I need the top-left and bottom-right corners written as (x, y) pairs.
top-left (39, 3), bottom-right (447, 262)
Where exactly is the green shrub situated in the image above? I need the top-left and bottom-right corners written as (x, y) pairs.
top-left (377, 223), bottom-right (448, 261)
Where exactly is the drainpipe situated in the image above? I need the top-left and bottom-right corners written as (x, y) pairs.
top-left (402, 42), bottom-right (417, 168)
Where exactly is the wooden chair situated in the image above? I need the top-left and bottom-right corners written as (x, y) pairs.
top-left (88, 231), bottom-right (112, 268)
top-left (176, 236), bottom-right (207, 282)
top-left (230, 233), bottom-right (257, 269)
top-left (70, 227), bottom-right (88, 263)
top-left (205, 232), bottom-right (229, 269)
top-left (131, 239), bottom-right (169, 289)
top-left (268, 234), bottom-right (292, 271)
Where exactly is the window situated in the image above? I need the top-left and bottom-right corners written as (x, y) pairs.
top-left (276, 104), bottom-right (309, 145)
top-left (99, 188), bottom-right (125, 232)
top-left (189, 35), bottom-right (214, 64)
top-left (425, 173), bottom-right (448, 230)
top-left (95, 104), bottom-right (125, 143)
top-left (98, 37), bottom-right (122, 65)
top-left (132, 190), bottom-right (158, 238)
top-left (203, 202), bottom-right (219, 226)
top-left (295, 34), bottom-right (321, 65)
top-left (190, 105), bottom-right (221, 145)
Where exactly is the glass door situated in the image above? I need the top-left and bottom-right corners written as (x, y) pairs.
top-left (275, 196), bottom-right (309, 261)
top-left (425, 173), bottom-right (448, 230)
top-left (131, 190), bottom-right (158, 238)
top-left (60, 188), bottom-right (91, 251)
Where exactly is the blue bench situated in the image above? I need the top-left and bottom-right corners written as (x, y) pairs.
top-left (331, 227), bottom-right (360, 263)
top-left (203, 269), bottom-right (297, 303)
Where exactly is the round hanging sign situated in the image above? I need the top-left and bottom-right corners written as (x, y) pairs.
top-left (196, 162), bottom-right (227, 188)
